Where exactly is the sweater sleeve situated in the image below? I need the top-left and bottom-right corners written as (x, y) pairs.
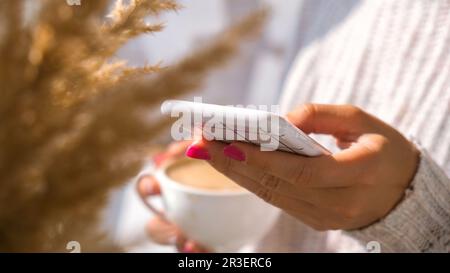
top-left (347, 143), bottom-right (450, 253)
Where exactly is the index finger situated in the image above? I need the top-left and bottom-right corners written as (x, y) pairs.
top-left (203, 141), bottom-right (356, 188)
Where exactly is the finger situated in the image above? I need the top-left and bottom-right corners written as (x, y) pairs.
top-left (178, 240), bottom-right (210, 253)
top-left (154, 141), bottom-right (193, 166)
top-left (205, 140), bottom-right (355, 188)
top-left (286, 104), bottom-right (377, 138)
top-left (201, 141), bottom-right (355, 207)
top-left (221, 169), bottom-right (344, 229)
top-left (167, 141), bottom-right (193, 157)
top-left (153, 153), bottom-right (170, 167)
top-left (137, 176), bottom-right (161, 196)
top-left (212, 162), bottom-right (315, 213)
top-left (146, 217), bottom-right (181, 245)
top-left (227, 167), bottom-right (350, 214)
top-left (207, 151), bottom-right (352, 227)
top-left (229, 162), bottom-right (353, 207)
top-left (226, 162), bottom-right (306, 198)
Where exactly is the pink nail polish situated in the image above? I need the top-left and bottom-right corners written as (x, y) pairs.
top-left (185, 144), bottom-right (211, 160)
top-left (223, 145), bottom-right (246, 161)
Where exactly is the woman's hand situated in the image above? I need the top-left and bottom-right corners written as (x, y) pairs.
top-left (137, 141), bottom-right (208, 252)
top-left (186, 104), bottom-right (420, 230)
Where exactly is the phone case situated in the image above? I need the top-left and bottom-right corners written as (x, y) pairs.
top-left (161, 100), bottom-right (330, 157)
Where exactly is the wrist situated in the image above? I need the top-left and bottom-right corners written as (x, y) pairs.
top-left (347, 142), bottom-right (450, 252)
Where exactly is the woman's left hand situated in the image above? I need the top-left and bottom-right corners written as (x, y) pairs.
top-left (185, 104), bottom-right (420, 230)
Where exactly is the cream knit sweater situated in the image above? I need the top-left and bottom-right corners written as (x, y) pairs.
top-left (254, 0), bottom-right (450, 253)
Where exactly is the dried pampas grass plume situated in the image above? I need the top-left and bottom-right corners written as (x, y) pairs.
top-left (0, 0), bottom-right (268, 252)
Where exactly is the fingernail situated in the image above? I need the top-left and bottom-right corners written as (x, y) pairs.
top-left (185, 143), bottom-right (211, 160)
top-left (223, 145), bottom-right (246, 161)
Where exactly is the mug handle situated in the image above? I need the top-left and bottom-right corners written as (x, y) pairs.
top-left (135, 166), bottom-right (167, 220)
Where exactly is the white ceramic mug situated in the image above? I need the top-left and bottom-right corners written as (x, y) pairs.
top-left (139, 160), bottom-right (280, 252)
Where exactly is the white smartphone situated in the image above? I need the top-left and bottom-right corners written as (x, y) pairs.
top-left (161, 100), bottom-right (330, 157)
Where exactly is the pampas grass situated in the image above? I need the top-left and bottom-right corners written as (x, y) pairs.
top-left (0, 0), bottom-right (267, 252)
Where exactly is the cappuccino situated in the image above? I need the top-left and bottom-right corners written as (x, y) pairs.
top-left (167, 159), bottom-right (243, 192)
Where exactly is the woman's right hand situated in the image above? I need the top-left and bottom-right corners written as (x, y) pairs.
top-left (137, 141), bottom-right (208, 253)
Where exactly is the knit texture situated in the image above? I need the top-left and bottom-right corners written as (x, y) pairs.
top-left (254, 0), bottom-right (450, 253)
top-left (349, 142), bottom-right (450, 252)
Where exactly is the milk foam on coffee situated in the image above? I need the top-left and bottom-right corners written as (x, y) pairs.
top-left (167, 160), bottom-right (243, 192)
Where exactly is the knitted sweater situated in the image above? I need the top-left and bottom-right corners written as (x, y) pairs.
top-left (254, 0), bottom-right (450, 253)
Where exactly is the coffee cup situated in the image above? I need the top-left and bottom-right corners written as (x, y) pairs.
top-left (140, 158), bottom-right (279, 252)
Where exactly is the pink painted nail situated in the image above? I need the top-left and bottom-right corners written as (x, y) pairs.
top-left (185, 144), bottom-right (211, 160)
top-left (223, 145), bottom-right (246, 161)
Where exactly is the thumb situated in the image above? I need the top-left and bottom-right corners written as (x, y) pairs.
top-left (286, 104), bottom-right (378, 139)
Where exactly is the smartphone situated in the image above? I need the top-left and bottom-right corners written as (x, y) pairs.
top-left (161, 100), bottom-right (330, 157)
